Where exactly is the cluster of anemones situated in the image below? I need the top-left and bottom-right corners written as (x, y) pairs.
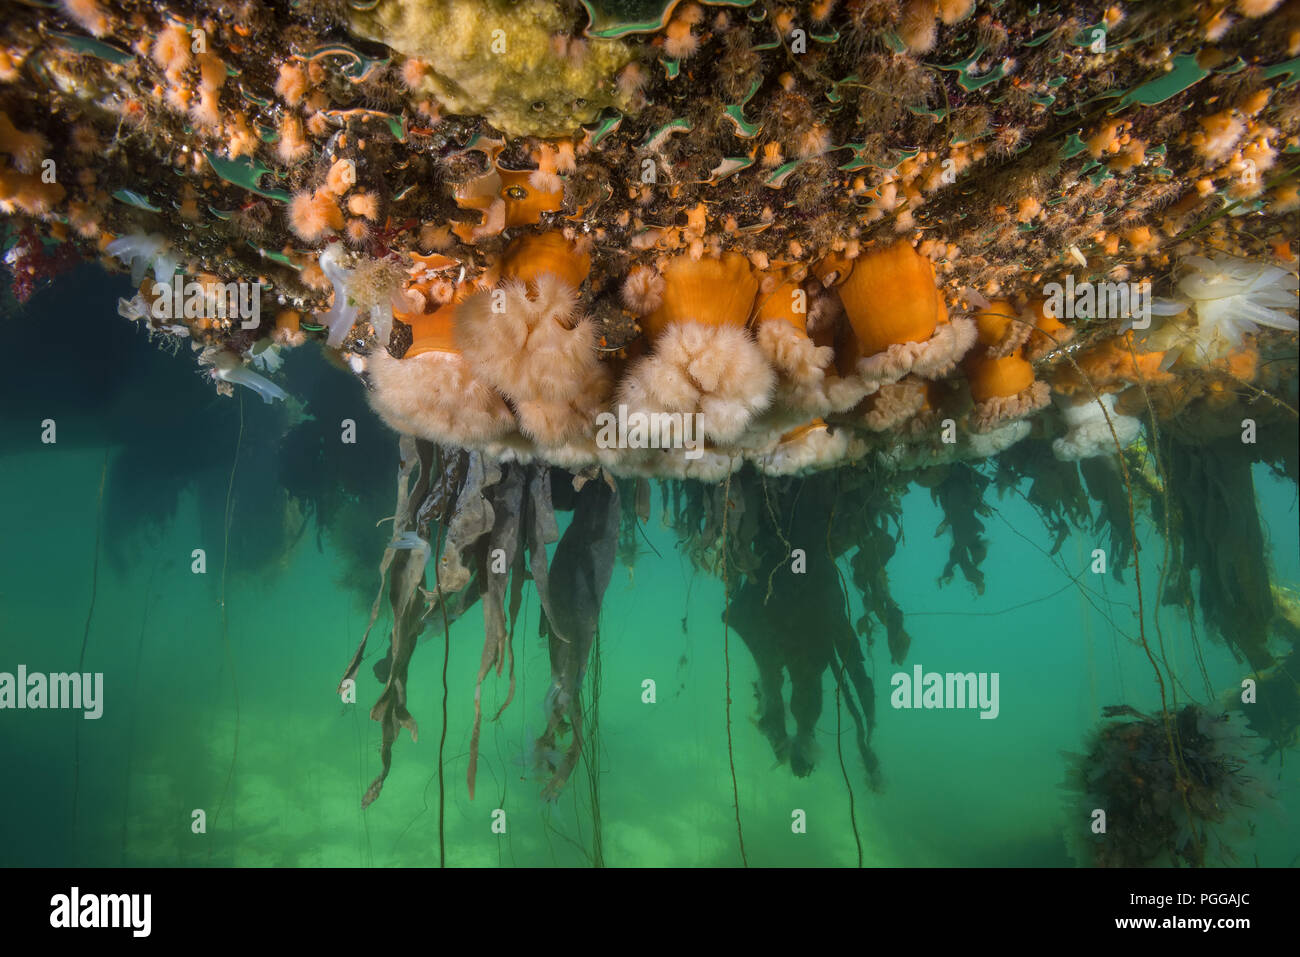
top-left (358, 234), bottom-right (1106, 478)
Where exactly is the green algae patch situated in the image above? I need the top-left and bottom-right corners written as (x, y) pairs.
top-left (580, 0), bottom-right (680, 37)
top-left (350, 0), bottom-right (636, 138)
top-left (1110, 54), bottom-right (1207, 111)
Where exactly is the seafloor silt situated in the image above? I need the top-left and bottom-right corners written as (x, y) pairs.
top-left (1, 0), bottom-right (1297, 869)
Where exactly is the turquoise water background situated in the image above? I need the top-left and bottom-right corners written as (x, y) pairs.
top-left (1, 270), bottom-right (1296, 867)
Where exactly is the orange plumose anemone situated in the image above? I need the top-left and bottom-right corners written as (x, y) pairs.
top-left (287, 189), bottom-right (343, 243)
top-left (618, 252), bottom-right (776, 444)
top-left (1024, 297), bottom-right (1076, 360)
top-left (835, 240), bottom-right (977, 391)
top-left (964, 346), bottom-right (1050, 432)
top-left (367, 300), bottom-right (516, 448)
top-left (452, 163), bottom-right (564, 244)
top-left (1052, 332), bottom-right (1173, 397)
top-left (973, 298), bottom-right (1033, 358)
top-left (752, 418), bottom-right (858, 475)
top-left (455, 233), bottom-right (608, 447)
top-left (858, 376), bottom-right (931, 432)
top-left (754, 269), bottom-right (837, 412)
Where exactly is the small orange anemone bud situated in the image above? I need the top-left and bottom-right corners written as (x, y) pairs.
top-left (226, 113), bottom-right (258, 159)
top-left (1024, 298), bottom-right (1075, 359)
top-left (1086, 120), bottom-right (1122, 159)
top-left (663, 24), bottom-right (699, 59)
top-left (0, 112), bottom-right (47, 174)
top-left (59, 0), bottom-right (110, 38)
top-left (617, 62), bottom-right (647, 98)
top-left (622, 265), bottom-right (664, 315)
top-left (164, 83), bottom-right (191, 113)
top-left (1237, 0), bottom-right (1282, 16)
top-left (190, 88), bottom-right (221, 130)
top-left (1052, 333), bottom-right (1171, 396)
top-left (810, 0), bottom-right (836, 21)
top-left (501, 231), bottom-right (591, 290)
top-left (400, 57), bottom-right (429, 90)
top-left (663, 14), bottom-right (699, 58)
top-left (275, 62), bottom-right (308, 107)
top-left (276, 115), bottom-right (310, 164)
top-left (305, 111), bottom-right (329, 137)
top-left (899, 0), bottom-right (938, 54)
top-left (298, 261), bottom-right (328, 291)
top-left (1123, 226), bottom-right (1158, 254)
top-left (1191, 110), bottom-right (1244, 163)
top-left (938, 0), bottom-right (974, 24)
top-left (347, 191), bottom-right (380, 221)
top-left (344, 218), bottom-right (371, 245)
top-left (1109, 139), bottom-right (1146, 172)
top-left (797, 125), bottom-right (832, 159)
top-left (684, 202), bottom-right (707, 237)
top-left (197, 52), bottom-right (227, 92)
top-left (152, 24), bottom-right (191, 81)
top-left (1016, 197), bottom-right (1041, 223)
top-left (1239, 89), bottom-right (1270, 116)
top-left (67, 200), bottom-right (100, 239)
top-left (528, 168), bottom-right (563, 194)
top-left (287, 189), bottom-right (343, 242)
top-left (1221, 344), bottom-right (1259, 382)
top-left (325, 158), bottom-right (356, 196)
top-left (553, 142), bottom-right (577, 175)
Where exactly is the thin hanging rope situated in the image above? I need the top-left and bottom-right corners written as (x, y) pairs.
top-left (71, 447), bottom-right (108, 852)
top-left (212, 390), bottom-right (244, 861)
top-left (431, 450), bottom-right (452, 870)
top-left (719, 472), bottom-right (747, 866)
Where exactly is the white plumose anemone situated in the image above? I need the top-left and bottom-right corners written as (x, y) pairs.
top-left (1149, 254), bottom-right (1298, 363)
top-left (1052, 393), bottom-right (1141, 461)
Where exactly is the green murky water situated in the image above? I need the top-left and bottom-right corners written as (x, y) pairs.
top-left (1, 267), bottom-right (1296, 867)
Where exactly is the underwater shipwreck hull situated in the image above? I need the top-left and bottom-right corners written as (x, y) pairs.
top-left (1, 0), bottom-right (1298, 856)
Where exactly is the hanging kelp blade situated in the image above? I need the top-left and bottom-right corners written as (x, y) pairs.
top-left (467, 466), bottom-right (524, 799)
top-left (536, 473), bottom-right (621, 800)
top-left (359, 438), bottom-right (438, 809)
